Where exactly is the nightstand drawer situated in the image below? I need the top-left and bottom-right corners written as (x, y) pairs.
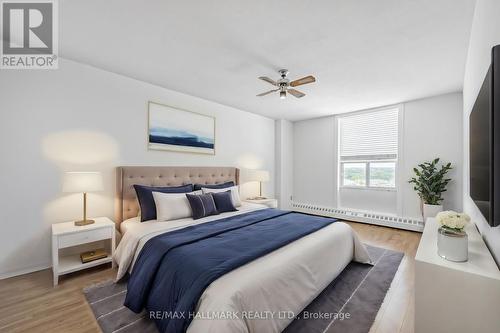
top-left (58, 227), bottom-right (112, 248)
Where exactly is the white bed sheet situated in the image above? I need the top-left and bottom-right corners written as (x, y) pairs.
top-left (114, 204), bottom-right (371, 333)
top-left (115, 202), bottom-right (267, 280)
top-left (120, 216), bottom-right (140, 235)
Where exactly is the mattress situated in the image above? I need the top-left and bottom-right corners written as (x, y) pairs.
top-left (114, 204), bottom-right (371, 333)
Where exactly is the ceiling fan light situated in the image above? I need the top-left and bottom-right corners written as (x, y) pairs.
top-left (280, 91), bottom-right (286, 99)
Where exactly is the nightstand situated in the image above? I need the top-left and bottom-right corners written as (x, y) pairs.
top-left (51, 217), bottom-right (115, 286)
top-left (243, 198), bottom-right (278, 208)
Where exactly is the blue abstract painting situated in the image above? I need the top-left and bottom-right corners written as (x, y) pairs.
top-left (148, 102), bottom-right (215, 154)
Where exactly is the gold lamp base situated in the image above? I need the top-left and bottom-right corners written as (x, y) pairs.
top-left (74, 192), bottom-right (95, 226)
top-left (74, 219), bottom-right (95, 226)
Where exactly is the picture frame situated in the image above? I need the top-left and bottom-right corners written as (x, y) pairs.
top-left (148, 101), bottom-right (216, 155)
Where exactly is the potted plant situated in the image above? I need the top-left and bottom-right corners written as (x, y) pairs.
top-left (408, 158), bottom-right (452, 221)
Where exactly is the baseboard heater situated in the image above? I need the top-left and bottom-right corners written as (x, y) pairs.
top-left (291, 202), bottom-right (424, 232)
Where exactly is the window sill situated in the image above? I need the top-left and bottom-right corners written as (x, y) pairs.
top-left (340, 186), bottom-right (396, 192)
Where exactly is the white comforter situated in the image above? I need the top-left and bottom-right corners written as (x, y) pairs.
top-left (114, 203), bottom-right (371, 333)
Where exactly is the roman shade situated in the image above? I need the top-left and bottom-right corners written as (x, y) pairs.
top-left (339, 107), bottom-right (399, 161)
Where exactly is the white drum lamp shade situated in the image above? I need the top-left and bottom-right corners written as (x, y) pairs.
top-left (241, 169), bottom-right (270, 198)
top-left (63, 172), bottom-right (104, 193)
top-left (254, 170), bottom-right (270, 183)
top-left (242, 169), bottom-right (270, 183)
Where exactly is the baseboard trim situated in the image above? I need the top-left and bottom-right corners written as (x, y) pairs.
top-left (292, 202), bottom-right (424, 232)
top-left (0, 262), bottom-right (51, 280)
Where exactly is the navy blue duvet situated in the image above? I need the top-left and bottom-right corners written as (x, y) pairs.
top-left (124, 208), bottom-right (337, 333)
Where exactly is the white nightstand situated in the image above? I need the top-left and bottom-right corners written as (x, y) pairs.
top-left (51, 217), bottom-right (115, 286)
top-left (243, 198), bottom-right (278, 208)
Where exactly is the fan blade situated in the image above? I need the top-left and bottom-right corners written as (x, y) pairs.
top-left (258, 76), bottom-right (277, 86)
top-left (287, 88), bottom-right (305, 98)
top-left (257, 89), bottom-right (279, 97)
top-left (290, 75), bottom-right (316, 87)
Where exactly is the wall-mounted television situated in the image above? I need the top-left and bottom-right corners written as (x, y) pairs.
top-left (469, 45), bottom-right (500, 227)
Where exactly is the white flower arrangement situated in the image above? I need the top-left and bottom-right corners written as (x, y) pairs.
top-left (436, 211), bottom-right (471, 231)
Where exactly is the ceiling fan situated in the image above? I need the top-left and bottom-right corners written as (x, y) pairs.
top-left (257, 69), bottom-right (316, 99)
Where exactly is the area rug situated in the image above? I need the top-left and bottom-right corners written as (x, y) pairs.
top-left (84, 245), bottom-right (403, 333)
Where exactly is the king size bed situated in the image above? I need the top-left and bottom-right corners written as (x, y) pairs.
top-left (113, 166), bottom-right (371, 333)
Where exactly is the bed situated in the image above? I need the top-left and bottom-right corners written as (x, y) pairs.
top-left (113, 166), bottom-right (371, 333)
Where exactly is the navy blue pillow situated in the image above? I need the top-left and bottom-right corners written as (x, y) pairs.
top-left (193, 181), bottom-right (235, 191)
top-left (211, 190), bottom-right (237, 213)
top-left (134, 184), bottom-right (194, 222)
top-left (186, 193), bottom-right (219, 220)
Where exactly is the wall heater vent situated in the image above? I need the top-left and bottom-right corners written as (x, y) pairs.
top-left (291, 202), bottom-right (424, 232)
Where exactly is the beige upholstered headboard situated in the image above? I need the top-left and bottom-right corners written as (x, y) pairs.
top-left (115, 166), bottom-right (239, 225)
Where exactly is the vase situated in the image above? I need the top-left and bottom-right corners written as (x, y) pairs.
top-left (423, 203), bottom-right (443, 221)
top-left (437, 227), bottom-right (468, 262)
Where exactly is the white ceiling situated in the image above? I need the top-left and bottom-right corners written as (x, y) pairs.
top-left (60, 0), bottom-right (475, 121)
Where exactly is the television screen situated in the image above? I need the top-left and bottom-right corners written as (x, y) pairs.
top-left (470, 45), bottom-right (500, 227)
top-left (469, 68), bottom-right (491, 222)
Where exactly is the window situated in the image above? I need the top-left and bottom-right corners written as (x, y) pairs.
top-left (342, 163), bottom-right (366, 186)
top-left (369, 161), bottom-right (396, 187)
top-left (339, 107), bottom-right (399, 189)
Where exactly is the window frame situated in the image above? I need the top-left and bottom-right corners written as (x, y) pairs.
top-left (337, 105), bottom-right (401, 192)
top-left (340, 159), bottom-right (397, 191)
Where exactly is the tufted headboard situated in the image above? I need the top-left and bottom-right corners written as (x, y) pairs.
top-left (115, 166), bottom-right (239, 225)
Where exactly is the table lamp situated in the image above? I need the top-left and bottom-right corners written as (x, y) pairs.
top-left (63, 172), bottom-right (104, 226)
top-left (243, 169), bottom-right (270, 199)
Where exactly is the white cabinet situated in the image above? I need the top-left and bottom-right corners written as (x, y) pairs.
top-left (415, 218), bottom-right (500, 333)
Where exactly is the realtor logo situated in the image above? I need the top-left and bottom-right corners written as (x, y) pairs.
top-left (1, 0), bottom-right (58, 69)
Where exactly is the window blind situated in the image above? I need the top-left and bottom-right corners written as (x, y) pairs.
top-left (339, 107), bottom-right (399, 161)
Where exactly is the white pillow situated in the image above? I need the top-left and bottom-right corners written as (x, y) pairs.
top-left (152, 191), bottom-right (194, 221)
top-left (201, 185), bottom-right (241, 207)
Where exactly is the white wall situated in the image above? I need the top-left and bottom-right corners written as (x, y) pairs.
top-left (463, 0), bottom-right (500, 263)
top-left (402, 93), bottom-right (463, 218)
top-left (293, 116), bottom-right (337, 206)
top-left (339, 188), bottom-right (397, 214)
top-left (0, 59), bottom-right (275, 278)
top-left (275, 119), bottom-right (293, 209)
top-left (292, 93), bottom-right (463, 219)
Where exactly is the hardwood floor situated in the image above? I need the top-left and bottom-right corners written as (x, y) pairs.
top-left (0, 264), bottom-right (115, 333)
top-left (346, 222), bottom-right (421, 333)
top-left (0, 222), bottom-right (421, 333)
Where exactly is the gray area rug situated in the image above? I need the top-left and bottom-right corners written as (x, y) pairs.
top-left (84, 245), bottom-right (403, 333)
